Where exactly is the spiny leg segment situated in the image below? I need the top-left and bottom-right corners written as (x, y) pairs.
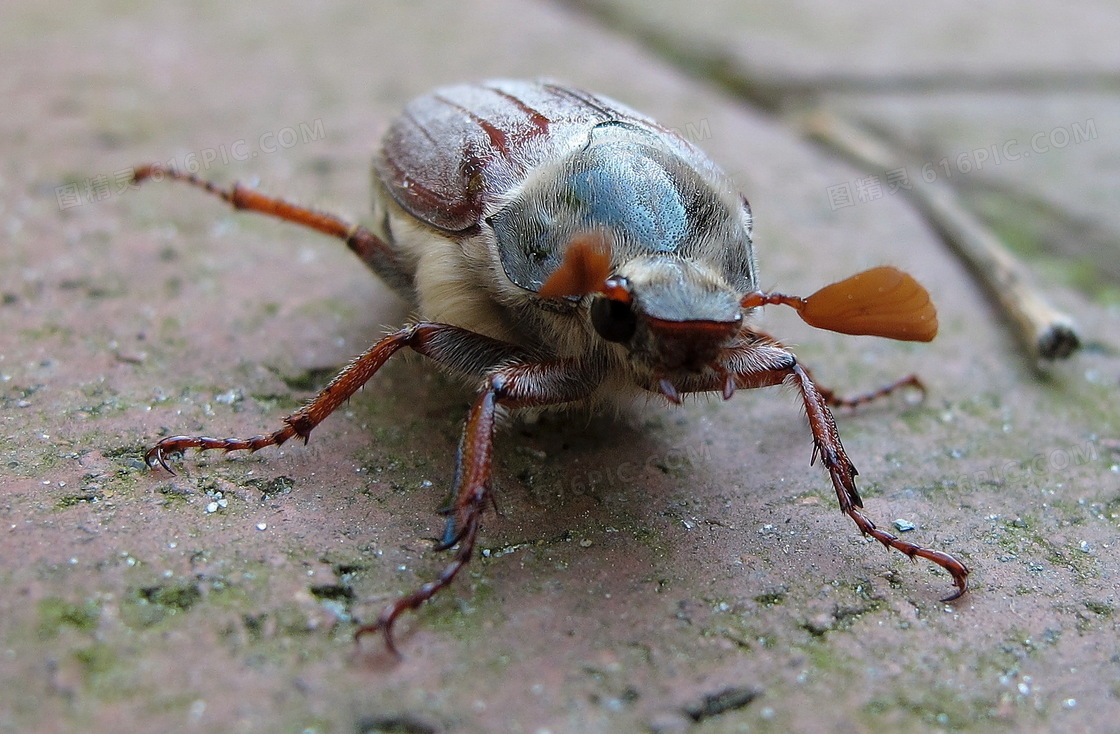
top-left (354, 357), bottom-right (599, 656)
top-left (787, 362), bottom-right (969, 600)
top-left (131, 164), bottom-right (413, 293)
top-left (675, 331), bottom-right (969, 601)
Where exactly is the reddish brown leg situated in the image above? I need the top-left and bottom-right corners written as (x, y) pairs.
top-left (354, 358), bottom-right (599, 657)
top-left (678, 331), bottom-right (969, 601)
top-left (813, 372), bottom-right (926, 409)
top-left (354, 388), bottom-right (495, 659)
top-left (787, 363), bottom-right (969, 600)
top-left (132, 164), bottom-right (413, 294)
top-left (146, 322), bottom-right (537, 471)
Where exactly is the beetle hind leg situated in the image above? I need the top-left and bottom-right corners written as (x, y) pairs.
top-left (131, 164), bottom-right (413, 294)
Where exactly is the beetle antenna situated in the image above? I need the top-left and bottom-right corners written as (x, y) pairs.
top-left (741, 266), bottom-right (938, 342)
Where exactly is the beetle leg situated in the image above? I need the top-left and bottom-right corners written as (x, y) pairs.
top-left (786, 362), bottom-right (969, 601)
top-left (355, 358), bottom-right (600, 657)
top-left (131, 164), bottom-right (413, 294)
top-left (146, 322), bottom-right (536, 472)
top-left (808, 370), bottom-right (926, 409)
top-left (356, 386), bottom-right (496, 660)
top-left (667, 331), bottom-right (969, 601)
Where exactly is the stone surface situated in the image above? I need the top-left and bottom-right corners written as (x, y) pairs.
top-left (1, 1), bottom-right (1118, 732)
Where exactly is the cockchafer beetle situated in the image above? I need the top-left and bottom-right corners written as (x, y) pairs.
top-left (131, 79), bottom-right (968, 656)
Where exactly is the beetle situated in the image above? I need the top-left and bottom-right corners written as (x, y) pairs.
top-left (131, 79), bottom-right (968, 656)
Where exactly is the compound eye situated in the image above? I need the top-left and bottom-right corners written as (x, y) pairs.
top-left (590, 296), bottom-right (638, 343)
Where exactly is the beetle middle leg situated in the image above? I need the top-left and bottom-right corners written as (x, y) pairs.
top-left (131, 164), bottom-right (413, 294)
top-left (791, 361), bottom-right (926, 409)
top-left (811, 372), bottom-right (926, 410)
top-left (144, 316), bottom-right (603, 653)
top-left (146, 322), bottom-right (537, 471)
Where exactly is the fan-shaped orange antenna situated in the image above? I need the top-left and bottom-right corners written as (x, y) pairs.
top-left (741, 266), bottom-right (938, 342)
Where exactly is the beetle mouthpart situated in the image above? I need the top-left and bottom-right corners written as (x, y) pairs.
top-left (645, 316), bottom-right (742, 335)
top-left (643, 316), bottom-right (743, 374)
top-left (658, 377), bottom-right (682, 405)
top-left (538, 230), bottom-right (613, 299)
top-left (721, 370), bottom-right (736, 400)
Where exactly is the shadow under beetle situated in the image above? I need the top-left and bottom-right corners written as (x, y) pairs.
top-left (131, 80), bottom-right (969, 656)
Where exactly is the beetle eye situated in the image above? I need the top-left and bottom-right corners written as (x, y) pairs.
top-left (590, 296), bottom-right (638, 343)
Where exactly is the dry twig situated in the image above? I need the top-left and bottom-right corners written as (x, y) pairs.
top-left (803, 109), bottom-right (1080, 362)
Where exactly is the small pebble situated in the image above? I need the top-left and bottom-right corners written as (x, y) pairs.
top-left (893, 519), bottom-right (916, 532)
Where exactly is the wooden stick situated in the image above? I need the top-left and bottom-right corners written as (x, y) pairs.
top-left (802, 110), bottom-right (1080, 362)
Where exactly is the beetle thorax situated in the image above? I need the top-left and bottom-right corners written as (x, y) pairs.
top-left (488, 122), bottom-right (757, 299)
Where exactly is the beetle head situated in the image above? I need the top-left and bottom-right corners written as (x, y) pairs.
top-left (541, 231), bottom-right (939, 399)
top-left (540, 232), bottom-right (744, 378)
top-left (600, 255), bottom-right (743, 374)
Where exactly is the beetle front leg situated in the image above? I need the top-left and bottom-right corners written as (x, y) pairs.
top-left (680, 333), bottom-right (969, 600)
top-left (355, 358), bottom-right (599, 657)
top-left (355, 387), bottom-right (496, 659)
top-left (788, 362), bottom-right (969, 601)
